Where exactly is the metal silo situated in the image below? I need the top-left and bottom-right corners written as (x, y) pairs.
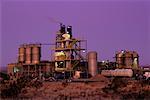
top-left (18, 45), bottom-right (26, 63)
top-left (125, 52), bottom-right (132, 67)
top-left (32, 44), bottom-right (41, 64)
top-left (88, 51), bottom-right (97, 77)
top-left (115, 50), bottom-right (139, 68)
top-left (25, 45), bottom-right (32, 64)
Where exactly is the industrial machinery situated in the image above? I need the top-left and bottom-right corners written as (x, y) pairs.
top-left (8, 23), bottom-right (145, 81)
top-left (115, 50), bottom-right (139, 69)
top-left (10, 44), bottom-right (54, 78)
top-left (52, 24), bottom-right (87, 77)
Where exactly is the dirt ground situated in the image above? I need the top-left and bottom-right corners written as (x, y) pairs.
top-left (18, 75), bottom-right (150, 100)
top-left (18, 75), bottom-right (114, 100)
top-left (1, 75), bottom-right (150, 100)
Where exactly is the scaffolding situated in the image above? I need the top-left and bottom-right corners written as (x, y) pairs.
top-left (52, 24), bottom-right (87, 73)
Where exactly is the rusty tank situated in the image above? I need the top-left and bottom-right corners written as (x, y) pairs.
top-left (32, 44), bottom-right (41, 64)
top-left (88, 51), bottom-right (98, 77)
top-left (25, 45), bottom-right (32, 64)
top-left (18, 45), bottom-right (26, 63)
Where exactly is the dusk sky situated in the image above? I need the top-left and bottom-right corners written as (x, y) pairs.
top-left (1, 0), bottom-right (150, 67)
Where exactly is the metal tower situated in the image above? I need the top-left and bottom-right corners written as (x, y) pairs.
top-left (52, 24), bottom-right (87, 73)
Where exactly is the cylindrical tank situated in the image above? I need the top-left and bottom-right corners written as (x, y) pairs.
top-left (88, 51), bottom-right (97, 77)
top-left (101, 69), bottom-right (133, 77)
top-left (118, 52), bottom-right (123, 66)
top-left (25, 46), bottom-right (32, 64)
top-left (125, 52), bottom-right (132, 68)
top-left (115, 50), bottom-right (139, 68)
top-left (32, 45), bottom-right (41, 64)
top-left (18, 46), bottom-right (25, 63)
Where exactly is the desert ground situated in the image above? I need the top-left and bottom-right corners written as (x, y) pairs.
top-left (1, 74), bottom-right (150, 100)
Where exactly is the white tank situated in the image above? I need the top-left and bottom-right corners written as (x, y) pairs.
top-left (88, 51), bottom-right (97, 77)
top-left (101, 69), bottom-right (133, 77)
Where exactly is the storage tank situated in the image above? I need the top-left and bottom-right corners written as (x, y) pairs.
top-left (18, 46), bottom-right (26, 63)
top-left (101, 69), bottom-right (133, 77)
top-left (32, 45), bottom-right (41, 64)
top-left (115, 50), bottom-right (139, 68)
top-left (125, 52), bottom-right (133, 67)
top-left (88, 51), bottom-right (97, 77)
top-left (117, 52), bottom-right (123, 66)
top-left (25, 45), bottom-right (32, 64)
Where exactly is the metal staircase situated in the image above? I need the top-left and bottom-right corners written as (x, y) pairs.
top-left (72, 60), bottom-right (80, 70)
top-left (74, 50), bottom-right (84, 60)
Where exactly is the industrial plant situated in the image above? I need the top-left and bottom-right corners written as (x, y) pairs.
top-left (7, 24), bottom-right (88, 79)
top-left (7, 24), bottom-right (144, 78)
top-left (1, 24), bottom-right (150, 99)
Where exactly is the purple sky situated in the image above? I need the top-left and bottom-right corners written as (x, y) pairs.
top-left (1, 0), bottom-right (150, 67)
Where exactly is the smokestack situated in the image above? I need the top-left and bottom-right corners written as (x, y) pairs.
top-left (60, 23), bottom-right (66, 34)
top-left (67, 26), bottom-right (72, 38)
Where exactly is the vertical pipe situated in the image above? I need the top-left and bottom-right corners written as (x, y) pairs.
top-left (85, 40), bottom-right (88, 78)
top-left (35, 64), bottom-right (36, 77)
top-left (28, 65), bottom-right (29, 76)
top-left (39, 65), bottom-right (41, 80)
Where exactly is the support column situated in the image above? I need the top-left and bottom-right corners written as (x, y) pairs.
top-left (39, 65), bottom-right (41, 80)
top-left (28, 65), bottom-right (30, 76)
